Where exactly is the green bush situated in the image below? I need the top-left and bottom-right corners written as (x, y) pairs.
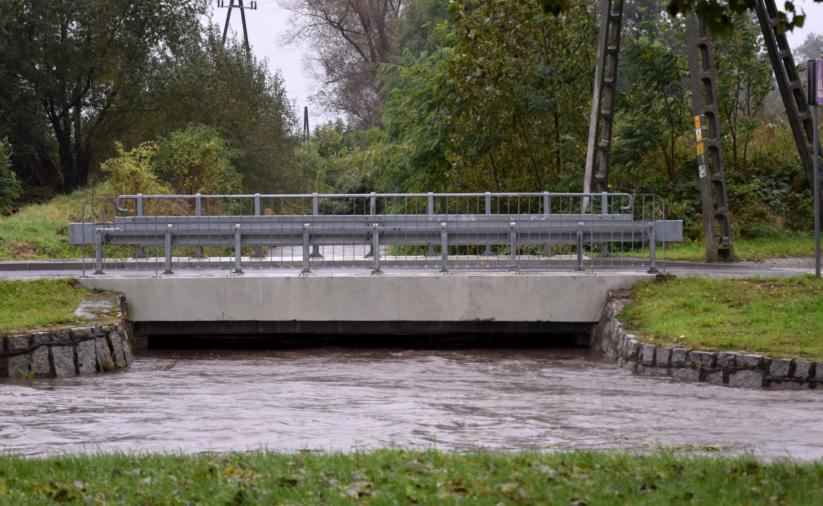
top-left (100, 142), bottom-right (171, 197)
top-left (153, 124), bottom-right (243, 195)
top-left (0, 139), bottom-right (21, 211)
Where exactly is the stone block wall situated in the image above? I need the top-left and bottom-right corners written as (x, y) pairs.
top-left (0, 297), bottom-right (133, 379)
top-left (593, 291), bottom-right (821, 389)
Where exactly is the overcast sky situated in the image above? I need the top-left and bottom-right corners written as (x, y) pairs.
top-left (207, 0), bottom-right (823, 128)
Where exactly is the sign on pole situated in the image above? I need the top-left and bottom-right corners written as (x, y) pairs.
top-left (809, 59), bottom-right (822, 277)
top-left (809, 58), bottom-right (823, 105)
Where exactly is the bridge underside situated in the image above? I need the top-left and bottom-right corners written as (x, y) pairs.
top-left (80, 271), bottom-right (649, 346)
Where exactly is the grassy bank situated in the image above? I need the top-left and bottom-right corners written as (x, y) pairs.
top-left (621, 276), bottom-right (823, 361)
top-left (0, 451), bottom-right (820, 504)
top-left (0, 189), bottom-right (93, 260)
top-left (0, 279), bottom-right (116, 333)
top-left (659, 232), bottom-right (815, 261)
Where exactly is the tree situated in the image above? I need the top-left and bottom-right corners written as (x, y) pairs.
top-left (795, 33), bottom-right (823, 61)
top-left (713, 14), bottom-right (773, 169)
top-left (282, 0), bottom-right (403, 126)
top-left (0, 139), bottom-right (21, 211)
top-left (132, 27), bottom-right (299, 193)
top-left (153, 125), bottom-right (243, 195)
top-left (542, 0), bottom-right (823, 34)
top-left (612, 17), bottom-right (691, 193)
top-left (0, 0), bottom-right (204, 192)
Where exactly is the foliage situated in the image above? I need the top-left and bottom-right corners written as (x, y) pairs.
top-left (0, 279), bottom-right (117, 333)
top-left (795, 33), bottom-right (823, 61)
top-left (612, 17), bottom-right (691, 194)
top-left (134, 27), bottom-right (299, 193)
top-left (382, 0), bottom-right (597, 193)
top-left (99, 143), bottom-right (170, 197)
top-left (0, 6), bottom-right (298, 196)
top-left (1, 451), bottom-right (822, 504)
top-left (542, 0), bottom-right (822, 35)
top-left (153, 125), bottom-right (243, 195)
top-left (0, 139), bottom-right (21, 211)
top-left (283, 0), bottom-right (402, 126)
top-left (713, 14), bottom-right (773, 171)
top-left (298, 122), bottom-right (385, 194)
top-left (0, 0), bottom-right (204, 192)
top-left (622, 276), bottom-right (823, 361)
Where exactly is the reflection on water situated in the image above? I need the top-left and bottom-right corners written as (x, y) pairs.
top-left (1, 348), bottom-right (822, 459)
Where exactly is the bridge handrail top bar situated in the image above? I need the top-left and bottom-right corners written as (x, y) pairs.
top-left (111, 192), bottom-right (636, 214)
top-left (115, 191), bottom-right (633, 198)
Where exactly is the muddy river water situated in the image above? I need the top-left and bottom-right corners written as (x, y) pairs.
top-left (1, 348), bottom-right (822, 459)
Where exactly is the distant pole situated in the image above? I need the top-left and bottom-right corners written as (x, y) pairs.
top-left (809, 58), bottom-right (822, 277)
top-left (220, 0), bottom-right (234, 45)
top-left (238, 0), bottom-right (250, 56)
top-left (218, 0), bottom-right (256, 57)
top-left (303, 106), bottom-right (310, 143)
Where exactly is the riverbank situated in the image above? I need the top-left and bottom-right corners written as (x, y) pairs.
top-left (0, 450), bottom-right (820, 504)
top-left (620, 275), bottom-right (823, 362)
top-left (0, 279), bottom-right (118, 334)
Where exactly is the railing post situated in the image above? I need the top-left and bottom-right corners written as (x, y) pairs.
top-left (234, 224), bottom-right (243, 274)
top-left (302, 223), bottom-right (311, 274)
top-left (542, 191), bottom-right (551, 257)
top-left (426, 192), bottom-right (435, 256)
top-left (194, 193), bottom-right (204, 259)
top-left (484, 192), bottom-right (492, 256)
top-left (310, 193), bottom-right (322, 258)
top-left (440, 222), bottom-right (449, 272)
top-left (252, 193), bottom-right (262, 258)
top-left (509, 221), bottom-right (518, 271)
top-left (648, 222), bottom-right (658, 274)
top-left (94, 228), bottom-right (104, 275)
top-left (164, 224), bottom-right (173, 275)
top-left (365, 192), bottom-right (377, 258)
top-left (134, 194), bottom-right (146, 259)
top-left (600, 191), bottom-right (610, 257)
top-left (371, 223), bottom-right (382, 274)
top-left (576, 221), bottom-right (584, 272)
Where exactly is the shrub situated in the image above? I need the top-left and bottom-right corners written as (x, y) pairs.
top-left (0, 139), bottom-right (21, 211)
top-left (153, 124), bottom-right (243, 195)
top-left (100, 142), bottom-right (171, 197)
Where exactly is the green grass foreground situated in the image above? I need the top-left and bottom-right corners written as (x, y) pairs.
top-left (0, 451), bottom-right (821, 505)
top-left (0, 279), bottom-right (116, 333)
top-left (621, 276), bottom-right (823, 361)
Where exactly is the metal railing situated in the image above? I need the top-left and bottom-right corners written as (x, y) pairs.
top-left (70, 192), bottom-right (681, 275)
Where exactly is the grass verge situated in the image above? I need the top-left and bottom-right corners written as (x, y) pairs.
top-left (620, 275), bottom-right (823, 361)
top-left (658, 232), bottom-right (815, 262)
top-left (0, 451), bottom-right (821, 505)
top-left (0, 279), bottom-right (117, 334)
top-left (0, 188), bottom-right (94, 260)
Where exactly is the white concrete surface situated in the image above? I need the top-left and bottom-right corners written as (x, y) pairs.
top-left (80, 272), bottom-right (651, 323)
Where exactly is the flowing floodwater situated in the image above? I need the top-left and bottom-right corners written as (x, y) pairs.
top-left (1, 348), bottom-right (822, 459)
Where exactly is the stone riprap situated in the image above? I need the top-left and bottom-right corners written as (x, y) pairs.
top-left (593, 291), bottom-right (820, 390)
top-left (0, 296), bottom-right (132, 379)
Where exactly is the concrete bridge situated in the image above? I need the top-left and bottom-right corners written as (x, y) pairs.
top-left (65, 192), bottom-right (681, 346)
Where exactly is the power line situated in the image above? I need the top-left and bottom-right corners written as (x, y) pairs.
top-left (217, 0), bottom-right (257, 57)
